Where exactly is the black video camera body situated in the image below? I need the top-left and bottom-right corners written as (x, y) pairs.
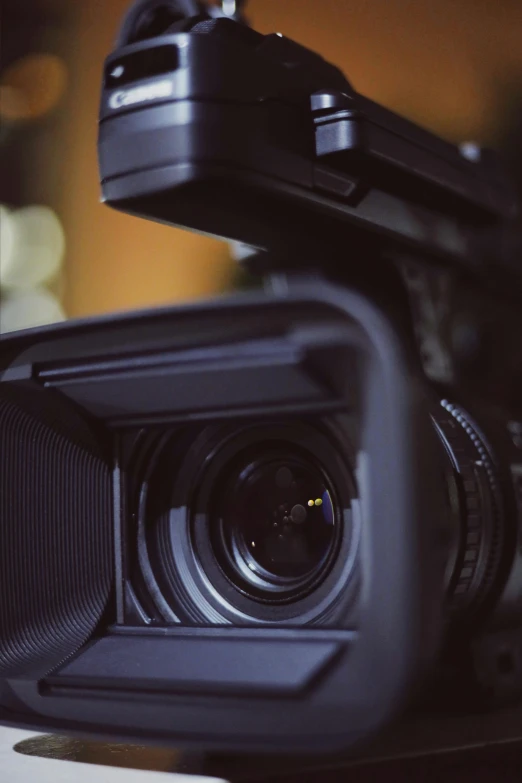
top-left (1, 0), bottom-right (522, 756)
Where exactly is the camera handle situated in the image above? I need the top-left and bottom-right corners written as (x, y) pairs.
top-left (115, 0), bottom-right (249, 46)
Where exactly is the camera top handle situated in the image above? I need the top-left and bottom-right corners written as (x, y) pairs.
top-left (100, 1), bottom-right (517, 286)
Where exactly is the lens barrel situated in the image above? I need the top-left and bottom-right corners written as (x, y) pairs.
top-left (138, 420), bottom-right (360, 625)
top-left (135, 403), bottom-right (503, 628)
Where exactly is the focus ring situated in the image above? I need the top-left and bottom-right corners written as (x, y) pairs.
top-left (436, 400), bottom-right (503, 614)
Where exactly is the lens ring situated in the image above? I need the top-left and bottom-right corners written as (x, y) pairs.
top-left (433, 400), bottom-right (504, 618)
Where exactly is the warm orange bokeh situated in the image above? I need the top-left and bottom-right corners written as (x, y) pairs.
top-left (0, 53), bottom-right (68, 122)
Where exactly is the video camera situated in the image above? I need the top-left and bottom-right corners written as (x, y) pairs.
top-left (1, 0), bottom-right (522, 756)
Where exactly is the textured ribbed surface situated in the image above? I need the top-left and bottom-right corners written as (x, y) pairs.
top-left (0, 387), bottom-right (112, 677)
top-left (441, 400), bottom-right (503, 607)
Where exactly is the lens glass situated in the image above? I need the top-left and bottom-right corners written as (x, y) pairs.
top-left (212, 448), bottom-right (340, 601)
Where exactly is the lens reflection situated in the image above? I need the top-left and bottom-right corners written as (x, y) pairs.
top-left (215, 451), bottom-right (339, 599)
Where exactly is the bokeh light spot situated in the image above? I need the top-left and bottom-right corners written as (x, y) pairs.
top-left (0, 53), bottom-right (68, 122)
top-left (0, 205), bottom-right (65, 290)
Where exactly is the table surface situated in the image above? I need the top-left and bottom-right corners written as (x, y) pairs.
top-left (0, 727), bottom-right (227, 783)
top-left (3, 722), bottom-right (522, 783)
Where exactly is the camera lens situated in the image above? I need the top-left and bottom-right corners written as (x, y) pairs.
top-left (140, 421), bottom-right (358, 625)
top-left (211, 447), bottom-right (340, 603)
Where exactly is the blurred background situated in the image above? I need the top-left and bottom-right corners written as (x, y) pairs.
top-left (1, 0), bottom-right (522, 333)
